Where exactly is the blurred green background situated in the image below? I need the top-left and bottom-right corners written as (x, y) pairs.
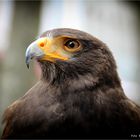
top-left (0, 0), bottom-right (140, 135)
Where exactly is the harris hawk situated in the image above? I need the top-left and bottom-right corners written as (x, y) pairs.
top-left (1, 28), bottom-right (140, 139)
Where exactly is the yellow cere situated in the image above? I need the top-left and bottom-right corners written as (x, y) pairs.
top-left (36, 37), bottom-right (72, 61)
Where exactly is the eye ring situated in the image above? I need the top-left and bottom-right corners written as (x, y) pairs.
top-left (64, 39), bottom-right (81, 52)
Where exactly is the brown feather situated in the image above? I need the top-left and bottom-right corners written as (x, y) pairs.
top-left (1, 28), bottom-right (140, 139)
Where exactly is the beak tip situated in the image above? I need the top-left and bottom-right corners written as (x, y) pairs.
top-left (25, 56), bottom-right (30, 69)
top-left (26, 63), bottom-right (29, 69)
top-left (25, 39), bottom-right (45, 68)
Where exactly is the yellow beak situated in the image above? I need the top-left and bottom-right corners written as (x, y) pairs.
top-left (25, 37), bottom-right (68, 68)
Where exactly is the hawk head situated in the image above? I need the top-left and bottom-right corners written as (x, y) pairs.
top-left (26, 28), bottom-right (121, 88)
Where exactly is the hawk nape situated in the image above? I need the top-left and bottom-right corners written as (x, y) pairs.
top-left (1, 28), bottom-right (140, 139)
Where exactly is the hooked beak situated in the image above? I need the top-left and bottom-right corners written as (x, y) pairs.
top-left (25, 39), bottom-right (45, 68)
top-left (25, 37), bottom-right (69, 68)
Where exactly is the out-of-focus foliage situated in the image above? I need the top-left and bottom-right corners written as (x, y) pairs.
top-left (0, 1), bottom-right (41, 135)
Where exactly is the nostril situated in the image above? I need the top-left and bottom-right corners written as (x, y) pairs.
top-left (40, 42), bottom-right (45, 47)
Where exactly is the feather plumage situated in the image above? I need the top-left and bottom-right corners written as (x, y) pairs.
top-left (1, 28), bottom-right (140, 139)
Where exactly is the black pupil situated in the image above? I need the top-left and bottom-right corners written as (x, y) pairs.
top-left (66, 40), bottom-right (76, 48)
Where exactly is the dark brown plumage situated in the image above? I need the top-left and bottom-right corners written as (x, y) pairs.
top-left (1, 28), bottom-right (140, 139)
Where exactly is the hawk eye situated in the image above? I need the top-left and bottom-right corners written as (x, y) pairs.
top-left (64, 39), bottom-right (81, 52)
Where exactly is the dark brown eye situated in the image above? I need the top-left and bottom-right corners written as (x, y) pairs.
top-left (64, 39), bottom-right (81, 52)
